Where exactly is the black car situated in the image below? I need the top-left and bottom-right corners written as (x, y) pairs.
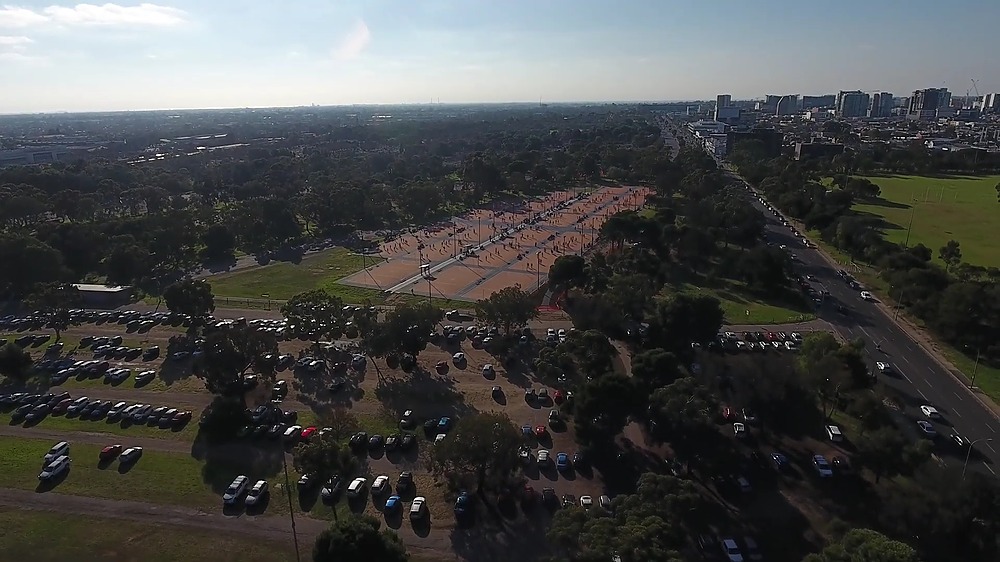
top-left (321, 475), bottom-right (343, 502)
top-left (348, 431), bottom-right (369, 451)
top-left (267, 424), bottom-right (287, 439)
top-left (11, 403), bottom-right (34, 422)
top-left (142, 346), bottom-right (160, 360)
top-left (368, 434), bottom-right (384, 450)
top-left (397, 471), bottom-right (414, 492)
top-left (400, 433), bottom-right (416, 450)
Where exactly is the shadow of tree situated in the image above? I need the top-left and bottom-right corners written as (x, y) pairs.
top-left (192, 432), bottom-right (287, 494)
top-left (373, 369), bottom-right (476, 422)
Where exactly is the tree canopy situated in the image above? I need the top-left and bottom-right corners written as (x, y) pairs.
top-left (428, 412), bottom-right (523, 493)
top-left (474, 285), bottom-right (538, 337)
top-left (312, 515), bottom-right (409, 562)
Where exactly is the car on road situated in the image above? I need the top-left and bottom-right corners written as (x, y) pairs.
top-left (860, 291), bottom-right (874, 301)
top-left (223, 475), bottom-right (249, 505)
top-left (917, 420), bottom-right (937, 437)
top-left (38, 455), bottom-right (70, 481)
top-left (409, 496), bottom-right (427, 521)
top-left (99, 444), bottom-right (123, 461)
top-left (120, 446), bottom-right (143, 465)
top-left (771, 452), bottom-right (789, 470)
top-left (347, 477), bottom-right (367, 498)
top-left (876, 362), bottom-right (892, 374)
top-left (721, 537), bottom-right (744, 562)
top-left (733, 422), bottom-right (747, 438)
top-left (920, 405), bottom-right (941, 419)
top-left (813, 455), bottom-right (834, 478)
top-left (245, 480), bottom-right (268, 506)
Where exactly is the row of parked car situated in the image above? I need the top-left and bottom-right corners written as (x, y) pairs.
top-left (1, 391), bottom-right (191, 428)
top-left (36, 357), bottom-right (158, 386)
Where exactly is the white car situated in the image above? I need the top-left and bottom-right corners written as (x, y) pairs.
top-left (812, 455), bottom-right (834, 478)
top-left (876, 362), bottom-right (892, 374)
top-left (245, 480), bottom-right (268, 506)
top-left (546, 328), bottom-right (556, 338)
top-left (44, 441), bottom-right (69, 463)
top-left (917, 420), bottom-right (937, 437)
top-left (372, 475), bottom-right (389, 495)
top-left (733, 422), bottom-right (747, 438)
top-left (347, 477), bottom-right (367, 497)
top-left (919, 405), bottom-right (940, 419)
top-left (721, 537), bottom-right (744, 562)
top-left (410, 496), bottom-right (427, 520)
top-left (537, 450), bottom-right (550, 466)
top-left (860, 291), bottom-right (874, 301)
top-left (482, 364), bottom-right (494, 376)
top-left (119, 446), bottom-right (143, 464)
top-left (599, 495), bottom-right (612, 511)
top-left (579, 495), bottom-right (593, 508)
top-left (452, 352), bottom-right (466, 363)
top-left (223, 475), bottom-right (249, 504)
top-left (283, 425), bottom-right (303, 440)
top-left (38, 455), bottom-right (70, 481)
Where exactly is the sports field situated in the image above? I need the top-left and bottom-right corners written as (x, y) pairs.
top-left (856, 175), bottom-right (1000, 267)
top-left (340, 186), bottom-right (650, 302)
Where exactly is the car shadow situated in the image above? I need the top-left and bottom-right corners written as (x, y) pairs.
top-left (35, 467), bottom-right (69, 492)
top-left (298, 488), bottom-right (320, 512)
top-left (347, 493), bottom-right (368, 514)
top-left (118, 461), bottom-right (138, 474)
top-left (97, 458), bottom-right (115, 470)
top-left (222, 502), bottom-right (245, 517)
top-left (493, 393), bottom-right (506, 405)
top-left (246, 494), bottom-right (271, 515)
top-left (385, 508), bottom-right (403, 529)
top-left (412, 517), bottom-right (432, 537)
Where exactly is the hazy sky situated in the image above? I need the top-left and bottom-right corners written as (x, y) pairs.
top-left (2, 0), bottom-right (999, 112)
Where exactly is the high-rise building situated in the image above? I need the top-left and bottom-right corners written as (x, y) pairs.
top-left (982, 93), bottom-right (1000, 114)
top-left (714, 94), bottom-right (732, 121)
top-left (868, 92), bottom-right (895, 118)
top-left (775, 95), bottom-right (799, 115)
top-left (908, 88), bottom-right (951, 120)
top-left (802, 95), bottom-right (836, 109)
top-left (836, 90), bottom-right (870, 118)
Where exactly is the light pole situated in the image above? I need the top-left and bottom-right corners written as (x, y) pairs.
top-left (963, 437), bottom-right (993, 479)
top-left (280, 451), bottom-right (302, 562)
top-left (903, 199), bottom-right (917, 248)
top-left (969, 346), bottom-right (982, 389)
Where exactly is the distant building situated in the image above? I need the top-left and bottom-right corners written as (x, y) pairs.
top-left (908, 88), bottom-right (951, 121)
top-left (803, 109), bottom-right (835, 121)
top-left (775, 95), bottom-right (799, 116)
top-left (795, 141), bottom-right (846, 160)
top-left (715, 106), bottom-right (742, 125)
top-left (716, 94), bottom-right (732, 109)
top-left (72, 284), bottom-right (132, 308)
top-left (727, 128), bottom-right (784, 158)
top-left (801, 94), bottom-right (836, 109)
top-left (0, 147), bottom-right (72, 167)
top-left (982, 92), bottom-right (1000, 113)
top-left (836, 90), bottom-right (870, 118)
top-left (868, 92), bottom-right (895, 118)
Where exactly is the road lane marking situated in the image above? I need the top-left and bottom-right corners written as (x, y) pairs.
top-left (986, 464), bottom-right (996, 475)
top-left (951, 408), bottom-right (962, 418)
top-left (987, 442), bottom-right (997, 454)
top-left (953, 391), bottom-right (964, 402)
top-left (986, 423), bottom-right (996, 433)
top-left (900, 355), bottom-right (913, 367)
top-left (916, 388), bottom-right (928, 400)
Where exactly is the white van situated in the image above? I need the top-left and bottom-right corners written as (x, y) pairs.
top-left (44, 441), bottom-right (69, 463)
top-left (826, 425), bottom-right (843, 442)
top-left (38, 455), bottom-right (70, 481)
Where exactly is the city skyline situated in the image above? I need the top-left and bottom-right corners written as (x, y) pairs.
top-left (2, 0), bottom-right (999, 113)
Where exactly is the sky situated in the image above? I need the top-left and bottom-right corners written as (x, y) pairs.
top-left (1, 0), bottom-right (999, 113)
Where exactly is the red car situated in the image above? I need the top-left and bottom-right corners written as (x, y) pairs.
top-left (301, 426), bottom-right (318, 440)
top-left (553, 390), bottom-right (565, 403)
top-left (534, 425), bottom-right (548, 437)
top-left (173, 411), bottom-right (192, 424)
top-left (100, 444), bottom-right (123, 461)
top-left (52, 398), bottom-right (73, 415)
top-left (721, 406), bottom-right (734, 421)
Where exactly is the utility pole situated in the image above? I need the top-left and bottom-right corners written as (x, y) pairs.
top-left (281, 452), bottom-right (302, 562)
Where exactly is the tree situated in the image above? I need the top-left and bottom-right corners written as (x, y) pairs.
top-left (360, 302), bottom-right (441, 373)
top-left (428, 412), bottom-right (523, 494)
top-left (648, 377), bottom-right (720, 468)
top-left (293, 432), bottom-right (359, 483)
top-left (631, 348), bottom-right (684, 395)
top-left (200, 323), bottom-right (278, 396)
top-left (281, 289), bottom-right (344, 344)
top-left (0, 342), bottom-right (33, 382)
top-left (938, 240), bottom-right (962, 271)
top-left (855, 427), bottom-right (927, 484)
top-left (163, 279), bottom-right (216, 323)
top-left (312, 515), bottom-right (408, 562)
top-left (474, 285), bottom-right (538, 337)
top-left (647, 294), bottom-right (724, 353)
top-left (574, 374), bottom-right (638, 446)
top-left (24, 282), bottom-right (82, 341)
top-left (803, 528), bottom-right (921, 562)
top-left (202, 223), bottom-right (237, 261)
top-left (0, 234), bottom-right (67, 298)
top-left (548, 254), bottom-right (587, 287)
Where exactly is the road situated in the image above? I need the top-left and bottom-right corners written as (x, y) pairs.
top-left (728, 163), bottom-right (998, 476)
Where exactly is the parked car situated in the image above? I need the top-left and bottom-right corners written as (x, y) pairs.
top-left (812, 455), bottom-right (834, 478)
top-left (372, 475), bottom-right (390, 495)
top-left (38, 455), bottom-right (70, 481)
top-left (721, 537), bottom-right (744, 562)
top-left (44, 441), bottom-right (69, 463)
top-left (347, 477), bottom-right (367, 498)
top-left (223, 475), bottom-right (249, 505)
top-left (120, 446), bottom-right (143, 464)
top-left (100, 444), bottom-right (123, 461)
top-left (245, 480), bottom-right (269, 506)
top-left (409, 496), bottom-right (427, 521)
top-left (321, 475), bottom-right (343, 502)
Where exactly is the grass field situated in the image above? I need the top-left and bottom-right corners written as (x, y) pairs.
top-left (677, 283), bottom-right (816, 325)
top-left (855, 174), bottom-right (1000, 267)
top-left (0, 508), bottom-right (294, 562)
top-left (209, 248), bottom-right (383, 303)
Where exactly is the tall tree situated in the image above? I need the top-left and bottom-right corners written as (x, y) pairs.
top-left (648, 377), bottom-right (720, 469)
top-left (0, 234), bottom-right (67, 298)
top-left (631, 348), bottom-right (684, 395)
top-left (647, 294), bottom-right (724, 353)
top-left (429, 412), bottom-right (522, 494)
top-left (0, 342), bottom-right (33, 382)
top-left (938, 240), bottom-right (962, 271)
top-left (24, 282), bottom-right (82, 342)
top-left (200, 323), bottom-right (278, 396)
top-left (548, 254), bottom-right (587, 287)
top-left (312, 515), bottom-right (409, 562)
top-left (281, 289), bottom-right (345, 345)
top-left (474, 285), bottom-right (538, 337)
top-left (164, 279), bottom-right (216, 332)
top-left (803, 528), bottom-right (921, 562)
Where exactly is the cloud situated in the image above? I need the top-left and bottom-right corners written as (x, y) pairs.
top-left (0, 35), bottom-right (33, 48)
top-left (0, 3), bottom-right (188, 28)
top-left (333, 19), bottom-right (370, 61)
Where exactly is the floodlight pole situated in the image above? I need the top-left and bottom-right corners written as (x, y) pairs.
top-left (281, 452), bottom-right (302, 562)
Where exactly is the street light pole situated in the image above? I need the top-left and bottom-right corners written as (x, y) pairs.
top-left (963, 437), bottom-right (993, 479)
top-left (970, 347), bottom-right (982, 389)
top-left (281, 451), bottom-right (302, 562)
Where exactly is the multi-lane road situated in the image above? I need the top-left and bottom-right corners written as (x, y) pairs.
top-left (729, 164), bottom-right (998, 476)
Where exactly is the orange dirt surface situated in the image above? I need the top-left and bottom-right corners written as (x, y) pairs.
top-left (340, 186), bottom-right (650, 301)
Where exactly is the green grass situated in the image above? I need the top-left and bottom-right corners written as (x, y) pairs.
top-left (209, 247), bottom-right (382, 302)
top-left (0, 436), bottom-right (221, 509)
top-left (0, 508), bottom-right (294, 562)
top-left (854, 174), bottom-right (1000, 267)
top-left (677, 283), bottom-right (816, 325)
